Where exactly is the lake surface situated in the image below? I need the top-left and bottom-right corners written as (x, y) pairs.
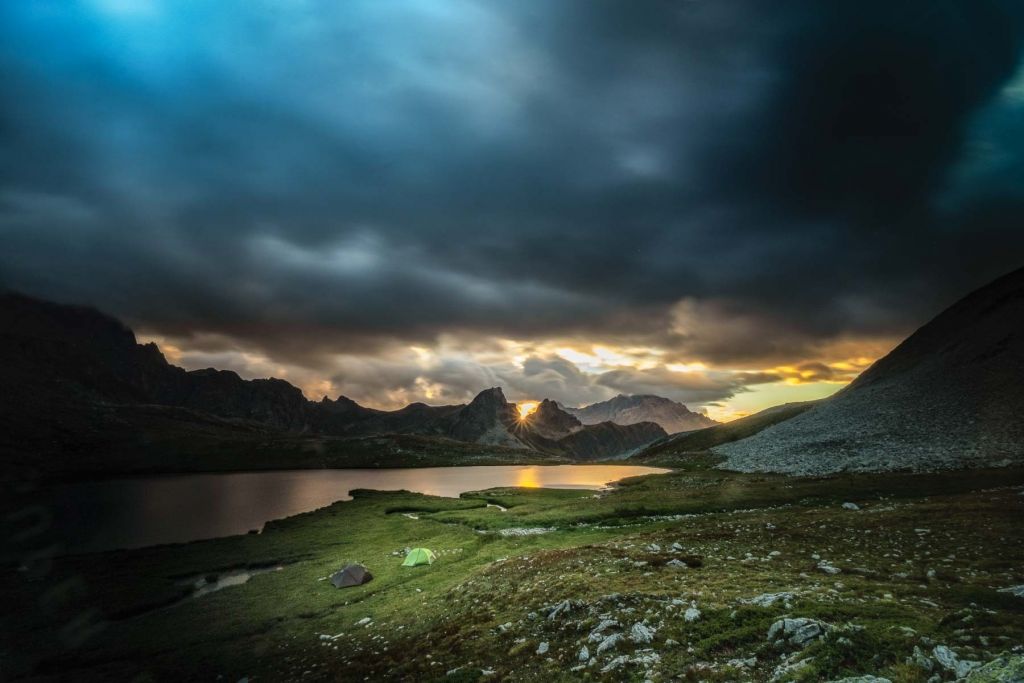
top-left (38, 465), bottom-right (668, 555)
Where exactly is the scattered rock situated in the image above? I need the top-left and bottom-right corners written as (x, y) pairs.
top-left (545, 599), bottom-right (577, 620)
top-left (842, 502), bottom-right (861, 511)
top-left (907, 645), bottom-right (934, 672)
top-left (965, 654), bottom-right (1024, 681)
top-left (767, 618), bottom-right (830, 648)
top-left (630, 622), bottom-right (655, 644)
top-left (743, 592), bottom-right (796, 608)
top-left (683, 606), bottom-right (701, 623)
top-left (601, 655), bottom-right (630, 673)
top-left (770, 653), bottom-right (813, 682)
top-left (596, 633), bottom-right (624, 655)
top-left (817, 560), bottom-right (842, 575)
top-left (933, 645), bottom-right (981, 679)
top-left (727, 656), bottom-right (757, 668)
top-left (588, 618), bottom-right (619, 642)
top-left (536, 641), bottom-right (549, 656)
top-left (498, 527), bottom-right (557, 537)
top-left (578, 645), bottom-right (589, 662)
top-left (998, 585), bottom-right (1024, 598)
top-left (826, 677), bottom-right (890, 683)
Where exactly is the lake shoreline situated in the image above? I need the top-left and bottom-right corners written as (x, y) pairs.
top-left (6, 465), bottom-right (1024, 681)
top-left (19, 464), bottom-right (672, 556)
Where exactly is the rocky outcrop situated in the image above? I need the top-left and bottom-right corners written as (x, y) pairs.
top-left (965, 654), bottom-right (1024, 681)
top-left (526, 399), bottom-right (583, 440)
top-left (564, 394), bottom-right (718, 434)
top-left (767, 617), bottom-right (831, 649)
top-left (717, 266), bottom-right (1024, 475)
top-left (447, 387), bottom-right (524, 448)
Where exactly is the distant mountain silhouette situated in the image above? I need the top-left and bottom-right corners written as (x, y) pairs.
top-left (0, 293), bottom-right (665, 475)
top-left (564, 394), bottom-right (718, 434)
top-left (718, 266), bottom-right (1024, 474)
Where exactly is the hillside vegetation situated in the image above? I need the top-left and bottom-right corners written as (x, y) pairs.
top-left (5, 463), bottom-right (1024, 681)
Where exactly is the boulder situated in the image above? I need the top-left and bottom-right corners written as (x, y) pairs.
top-left (767, 618), bottom-right (830, 648)
top-left (630, 622), bottom-right (655, 644)
top-left (933, 645), bottom-right (981, 679)
top-left (965, 654), bottom-right (1024, 682)
top-left (596, 633), bottom-right (624, 655)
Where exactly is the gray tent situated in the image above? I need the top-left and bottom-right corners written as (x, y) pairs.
top-left (330, 564), bottom-right (373, 588)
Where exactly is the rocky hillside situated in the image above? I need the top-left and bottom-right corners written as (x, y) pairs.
top-left (717, 266), bottom-right (1024, 474)
top-left (633, 401), bottom-right (818, 463)
top-left (556, 420), bottom-right (667, 461)
top-left (527, 399), bottom-right (584, 440)
top-left (447, 387), bottom-right (524, 448)
top-left (565, 394), bottom-right (718, 434)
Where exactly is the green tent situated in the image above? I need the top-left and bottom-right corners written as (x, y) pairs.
top-left (402, 548), bottom-right (436, 567)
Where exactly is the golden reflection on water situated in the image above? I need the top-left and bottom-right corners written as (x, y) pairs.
top-left (515, 466), bottom-right (541, 488)
top-left (48, 464), bottom-right (670, 554)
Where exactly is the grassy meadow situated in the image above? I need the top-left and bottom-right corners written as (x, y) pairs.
top-left (4, 460), bottom-right (1024, 682)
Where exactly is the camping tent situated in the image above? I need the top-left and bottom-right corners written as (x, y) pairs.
top-left (330, 564), bottom-right (373, 588)
top-left (401, 548), bottom-right (436, 567)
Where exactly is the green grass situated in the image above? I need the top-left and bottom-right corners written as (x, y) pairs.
top-left (3, 464), bottom-right (1024, 681)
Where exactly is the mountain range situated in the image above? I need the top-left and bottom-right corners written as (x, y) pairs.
top-left (563, 394), bottom-right (718, 434)
top-left (4, 265), bottom-right (1022, 479)
top-left (0, 293), bottom-right (671, 476)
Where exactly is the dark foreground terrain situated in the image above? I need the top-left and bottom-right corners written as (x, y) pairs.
top-left (4, 460), bottom-right (1024, 682)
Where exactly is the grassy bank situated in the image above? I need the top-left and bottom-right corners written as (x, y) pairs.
top-left (3, 464), bottom-right (1024, 681)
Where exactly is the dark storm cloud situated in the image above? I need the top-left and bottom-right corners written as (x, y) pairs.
top-left (1, 0), bottom-right (1024, 372)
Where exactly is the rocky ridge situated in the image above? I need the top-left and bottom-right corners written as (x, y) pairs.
top-left (717, 267), bottom-right (1024, 475)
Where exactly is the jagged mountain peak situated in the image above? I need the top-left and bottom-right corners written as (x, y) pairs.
top-left (526, 399), bottom-right (583, 441)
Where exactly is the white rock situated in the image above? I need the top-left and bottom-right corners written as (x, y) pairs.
top-left (601, 655), bottom-right (630, 673)
top-left (545, 599), bottom-right (576, 620)
top-left (684, 607), bottom-right (701, 623)
top-left (743, 592), bottom-right (796, 608)
top-left (536, 641), bottom-right (549, 655)
top-left (842, 502), bottom-right (860, 511)
top-left (630, 622), bottom-right (655, 644)
top-left (578, 645), bottom-right (589, 662)
top-left (818, 560), bottom-right (842, 575)
top-left (727, 657), bottom-right (757, 668)
top-left (597, 633), bottom-right (624, 655)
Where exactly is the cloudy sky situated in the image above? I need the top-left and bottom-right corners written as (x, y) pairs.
top-left (2, 1), bottom-right (1023, 419)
